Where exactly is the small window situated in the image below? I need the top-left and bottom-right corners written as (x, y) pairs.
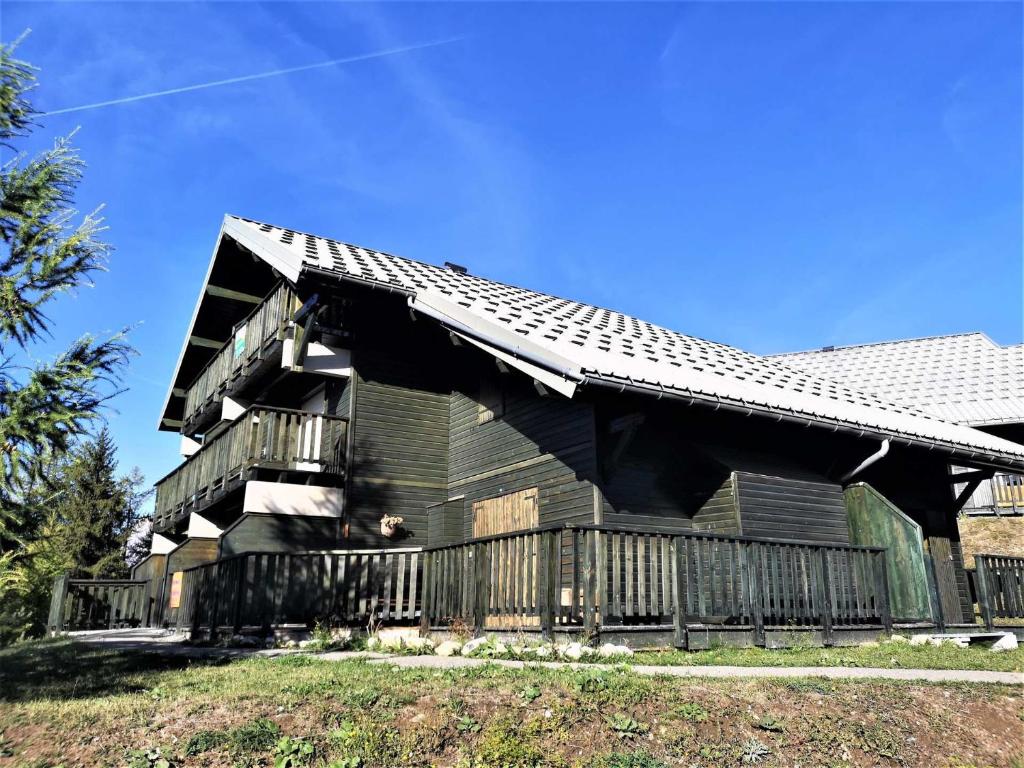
top-left (477, 378), bottom-right (505, 424)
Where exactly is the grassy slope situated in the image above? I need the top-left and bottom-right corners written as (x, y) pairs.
top-left (959, 516), bottom-right (1024, 569)
top-left (1, 640), bottom-right (1023, 768)
top-left (631, 640), bottom-right (1024, 672)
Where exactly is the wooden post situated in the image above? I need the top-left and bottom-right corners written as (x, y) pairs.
top-left (747, 541), bottom-right (766, 647)
top-left (924, 553), bottom-right (946, 633)
top-left (974, 556), bottom-right (994, 631)
top-left (817, 548), bottom-right (834, 647)
top-left (671, 537), bottom-right (688, 649)
top-left (47, 573), bottom-right (70, 635)
top-left (233, 557), bottom-right (247, 634)
top-left (582, 529), bottom-right (597, 638)
top-left (420, 551), bottom-right (433, 633)
top-left (539, 531), bottom-right (556, 640)
top-left (874, 550), bottom-right (893, 635)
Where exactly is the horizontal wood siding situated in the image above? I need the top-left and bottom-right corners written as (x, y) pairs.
top-left (428, 499), bottom-right (465, 547)
top-left (449, 375), bottom-right (597, 538)
top-left (733, 472), bottom-right (850, 545)
top-left (166, 537), bottom-right (220, 575)
top-left (347, 345), bottom-right (449, 548)
top-left (219, 514), bottom-right (342, 557)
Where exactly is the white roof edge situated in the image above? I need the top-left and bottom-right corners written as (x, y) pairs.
top-left (156, 217), bottom-right (231, 431)
top-left (772, 331), bottom-right (1000, 358)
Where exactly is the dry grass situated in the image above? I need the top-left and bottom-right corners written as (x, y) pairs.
top-left (959, 516), bottom-right (1024, 568)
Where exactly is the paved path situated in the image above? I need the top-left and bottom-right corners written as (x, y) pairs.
top-left (366, 654), bottom-right (1024, 685)
top-left (68, 630), bottom-right (1022, 685)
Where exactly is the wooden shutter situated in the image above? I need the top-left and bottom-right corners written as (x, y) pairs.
top-left (472, 488), bottom-right (539, 538)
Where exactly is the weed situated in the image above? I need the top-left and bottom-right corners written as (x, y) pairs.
top-left (591, 751), bottom-right (668, 768)
top-left (741, 738), bottom-right (771, 764)
top-left (605, 713), bottom-right (648, 739)
top-left (670, 701), bottom-right (708, 723)
top-left (471, 715), bottom-right (549, 768)
top-left (754, 715), bottom-right (784, 732)
top-left (183, 729), bottom-right (227, 756)
top-left (273, 735), bottom-right (315, 768)
top-left (229, 717), bottom-right (282, 754)
top-left (520, 684), bottom-right (542, 703)
top-left (457, 715), bottom-right (482, 734)
top-left (125, 747), bottom-right (174, 768)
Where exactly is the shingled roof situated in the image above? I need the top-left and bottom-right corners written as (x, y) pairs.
top-left (158, 215), bottom-right (1024, 470)
top-left (774, 333), bottom-right (1024, 427)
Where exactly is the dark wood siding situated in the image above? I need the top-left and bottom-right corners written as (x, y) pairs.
top-left (165, 537), bottom-right (219, 575)
top-left (733, 472), bottom-right (850, 545)
top-left (448, 373), bottom-right (597, 539)
top-left (428, 499), bottom-right (466, 546)
top-left (219, 513), bottom-right (342, 557)
top-left (346, 343), bottom-right (450, 549)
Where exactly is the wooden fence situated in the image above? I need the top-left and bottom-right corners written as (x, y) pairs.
top-left (165, 549), bottom-right (422, 636)
top-left (975, 554), bottom-right (1024, 629)
top-left (420, 524), bottom-right (892, 646)
top-left (47, 574), bottom-right (151, 633)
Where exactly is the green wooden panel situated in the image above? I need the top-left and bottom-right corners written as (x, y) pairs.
top-left (845, 483), bottom-right (932, 622)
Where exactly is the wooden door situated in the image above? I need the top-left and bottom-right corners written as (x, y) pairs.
top-left (472, 488), bottom-right (539, 538)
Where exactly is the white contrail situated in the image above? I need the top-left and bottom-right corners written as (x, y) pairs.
top-left (41, 37), bottom-right (462, 117)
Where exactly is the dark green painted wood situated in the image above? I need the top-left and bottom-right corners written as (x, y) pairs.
top-left (219, 513), bottom-right (342, 557)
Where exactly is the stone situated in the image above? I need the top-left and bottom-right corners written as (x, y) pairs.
top-left (909, 634), bottom-right (931, 646)
top-left (531, 644), bottom-right (554, 658)
top-left (858, 641), bottom-right (880, 649)
top-left (492, 641), bottom-right (508, 656)
top-left (435, 640), bottom-right (463, 657)
top-left (598, 643), bottom-right (633, 658)
top-left (887, 634), bottom-right (909, 644)
top-left (990, 633), bottom-right (1018, 652)
top-left (559, 642), bottom-right (591, 661)
top-left (402, 637), bottom-right (434, 652)
top-left (461, 637), bottom-right (489, 656)
top-left (298, 639), bottom-right (315, 649)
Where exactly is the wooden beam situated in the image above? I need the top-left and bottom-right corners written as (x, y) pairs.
top-left (952, 478), bottom-right (984, 514)
top-left (161, 418), bottom-right (183, 428)
top-left (494, 359), bottom-right (510, 375)
top-left (188, 335), bottom-right (223, 349)
top-left (533, 379), bottom-right (550, 397)
top-left (205, 285), bottom-right (262, 303)
top-left (609, 412), bottom-right (645, 433)
top-left (171, 388), bottom-right (186, 398)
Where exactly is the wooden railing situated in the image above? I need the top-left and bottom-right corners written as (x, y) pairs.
top-left (993, 474), bottom-right (1024, 512)
top-left (154, 406), bottom-right (348, 529)
top-left (420, 524), bottom-right (892, 646)
top-left (47, 574), bottom-right (151, 633)
top-left (182, 282), bottom-right (299, 430)
top-left (163, 549), bottom-right (422, 635)
top-left (975, 554), bottom-right (1024, 629)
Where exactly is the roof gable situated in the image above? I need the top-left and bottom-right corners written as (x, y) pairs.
top-left (160, 215), bottom-right (1024, 470)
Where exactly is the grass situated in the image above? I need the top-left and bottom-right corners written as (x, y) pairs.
top-left (1, 639), bottom-right (1023, 767)
top-left (630, 637), bottom-right (1024, 672)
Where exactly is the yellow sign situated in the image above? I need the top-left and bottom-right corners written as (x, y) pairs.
top-left (168, 571), bottom-right (184, 609)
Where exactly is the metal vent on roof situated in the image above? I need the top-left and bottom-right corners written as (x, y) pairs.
top-left (444, 261), bottom-right (468, 275)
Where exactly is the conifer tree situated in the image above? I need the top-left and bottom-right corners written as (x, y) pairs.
top-left (0, 38), bottom-right (131, 533)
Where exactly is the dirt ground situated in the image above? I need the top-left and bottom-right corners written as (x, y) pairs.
top-left (960, 517), bottom-right (1024, 568)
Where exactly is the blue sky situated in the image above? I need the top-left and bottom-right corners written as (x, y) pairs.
top-left (5, 1), bottom-right (1022, 493)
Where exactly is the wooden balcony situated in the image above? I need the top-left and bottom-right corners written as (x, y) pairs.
top-left (993, 474), bottom-right (1024, 512)
top-left (181, 282), bottom-right (300, 435)
top-left (154, 406), bottom-right (348, 531)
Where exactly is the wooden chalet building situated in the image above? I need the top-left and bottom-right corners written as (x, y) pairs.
top-left (55, 216), bottom-right (1024, 645)
top-left (777, 333), bottom-right (1024, 516)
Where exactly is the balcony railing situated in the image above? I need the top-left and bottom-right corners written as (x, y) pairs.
top-left (182, 282), bottom-right (300, 432)
top-left (154, 406), bottom-right (348, 530)
top-left (993, 474), bottom-right (1024, 512)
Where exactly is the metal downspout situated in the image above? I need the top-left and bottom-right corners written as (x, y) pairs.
top-left (840, 439), bottom-right (891, 483)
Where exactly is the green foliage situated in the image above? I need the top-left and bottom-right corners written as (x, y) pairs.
top-left (183, 729), bottom-right (227, 756)
top-left (590, 751), bottom-right (668, 768)
top-left (670, 702), bottom-right (708, 723)
top-left (228, 717), bottom-right (282, 755)
top-left (605, 713), bottom-right (648, 739)
top-left (0, 36), bottom-right (135, 644)
top-left (457, 715), bottom-right (482, 734)
top-left (519, 684), bottom-right (541, 703)
top-left (471, 715), bottom-right (548, 768)
top-left (740, 738), bottom-right (771, 764)
top-left (273, 735), bottom-right (315, 768)
top-left (125, 747), bottom-right (174, 768)
top-left (754, 714), bottom-right (783, 732)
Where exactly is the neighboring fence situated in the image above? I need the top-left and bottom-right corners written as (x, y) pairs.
top-left (992, 474), bottom-right (1024, 514)
top-left (975, 554), bottom-right (1024, 630)
top-left (420, 524), bottom-right (892, 647)
top-left (47, 574), bottom-right (151, 633)
top-left (164, 549), bottom-right (422, 636)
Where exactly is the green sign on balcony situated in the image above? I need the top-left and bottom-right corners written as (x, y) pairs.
top-left (233, 324), bottom-right (247, 359)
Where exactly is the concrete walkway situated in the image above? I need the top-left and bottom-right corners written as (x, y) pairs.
top-left (67, 629), bottom-right (1023, 685)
